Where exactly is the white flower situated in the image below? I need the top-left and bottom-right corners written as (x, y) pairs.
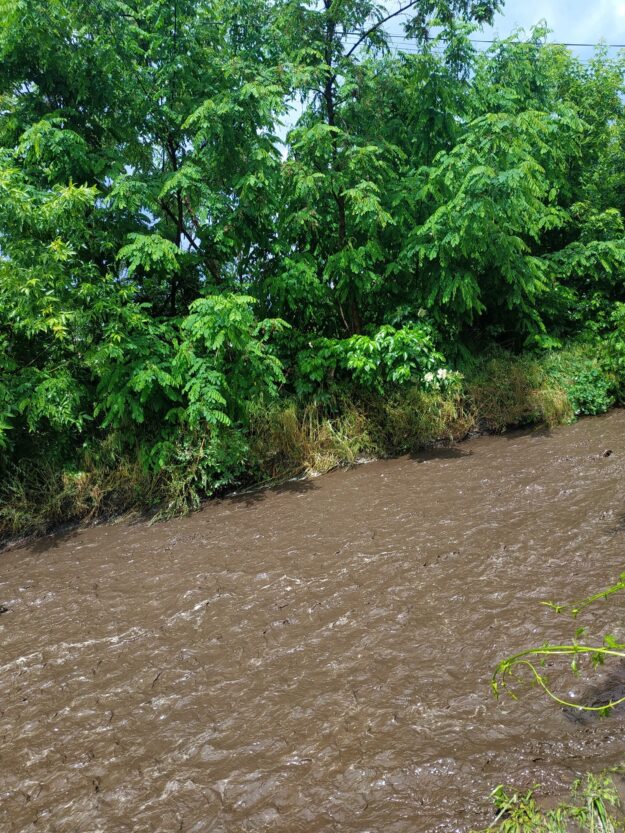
top-left (424, 372), bottom-right (435, 383)
top-left (436, 368), bottom-right (448, 380)
top-left (417, 307), bottom-right (427, 318)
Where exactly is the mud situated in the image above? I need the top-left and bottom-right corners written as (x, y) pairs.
top-left (2, 412), bottom-right (625, 832)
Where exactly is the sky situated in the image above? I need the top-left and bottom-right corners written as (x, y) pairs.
top-left (373, 0), bottom-right (625, 60)
top-left (378, 0), bottom-right (625, 58)
top-left (483, 0), bottom-right (625, 56)
top-left (485, 0), bottom-right (625, 43)
top-left (338, 1), bottom-right (625, 67)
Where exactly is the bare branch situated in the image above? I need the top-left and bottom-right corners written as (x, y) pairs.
top-left (159, 199), bottom-right (200, 252)
top-left (344, 0), bottom-right (421, 59)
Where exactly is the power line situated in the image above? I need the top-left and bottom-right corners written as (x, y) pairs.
top-left (465, 38), bottom-right (625, 48)
top-left (344, 32), bottom-right (625, 49)
top-left (341, 39), bottom-right (616, 66)
top-left (342, 35), bottom-right (625, 65)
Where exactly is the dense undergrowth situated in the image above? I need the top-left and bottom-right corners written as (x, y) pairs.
top-left (1, 341), bottom-right (623, 543)
top-left (2, 0), bottom-right (625, 542)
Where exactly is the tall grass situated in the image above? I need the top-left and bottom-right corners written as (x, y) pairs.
top-left (0, 457), bottom-right (159, 541)
top-left (467, 355), bottom-right (573, 431)
top-left (248, 401), bottom-right (375, 482)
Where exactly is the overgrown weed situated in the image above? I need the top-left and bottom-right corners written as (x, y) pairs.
top-left (0, 456), bottom-right (158, 542)
top-left (248, 401), bottom-right (374, 481)
top-left (367, 386), bottom-right (476, 453)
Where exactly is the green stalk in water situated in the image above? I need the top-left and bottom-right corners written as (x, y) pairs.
top-left (493, 573), bottom-right (625, 715)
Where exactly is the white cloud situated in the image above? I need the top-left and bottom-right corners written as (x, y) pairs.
top-left (485, 0), bottom-right (625, 48)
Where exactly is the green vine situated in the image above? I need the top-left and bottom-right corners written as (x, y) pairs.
top-left (493, 573), bottom-right (625, 715)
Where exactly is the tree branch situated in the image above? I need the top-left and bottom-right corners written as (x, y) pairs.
top-left (344, 0), bottom-right (421, 59)
top-left (159, 199), bottom-right (200, 252)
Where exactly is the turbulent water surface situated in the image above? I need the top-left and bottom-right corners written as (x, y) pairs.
top-left (3, 412), bottom-right (625, 832)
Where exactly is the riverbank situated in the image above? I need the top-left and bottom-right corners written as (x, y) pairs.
top-left (1, 345), bottom-right (621, 548)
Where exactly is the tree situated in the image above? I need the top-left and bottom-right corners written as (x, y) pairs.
top-left (3, 1), bottom-right (625, 530)
top-left (270, 0), bottom-right (503, 337)
top-left (0, 0), bottom-right (288, 496)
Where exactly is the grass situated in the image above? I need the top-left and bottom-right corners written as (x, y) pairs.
top-left (248, 400), bottom-right (375, 481)
top-left (467, 354), bottom-right (574, 432)
top-left (0, 456), bottom-right (160, 542)
top-left (475, 771), bottom-right (624, 832)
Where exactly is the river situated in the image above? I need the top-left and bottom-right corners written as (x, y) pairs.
top-left (2, 411), bottom-right (625, 831)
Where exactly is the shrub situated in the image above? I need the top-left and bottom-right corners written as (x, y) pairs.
top-left (295, 323), bottom-right (448, 398)
top-left (602, 303), bottom-right (625, 403)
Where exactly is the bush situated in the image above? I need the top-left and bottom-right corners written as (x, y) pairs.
top-left (602, 303), bottom-right (625, 403)
top-left (295, 322), bottom-right (448, 398)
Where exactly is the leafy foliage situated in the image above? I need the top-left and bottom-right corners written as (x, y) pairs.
top-left (2, 1), bottom-right (625, 528)
top-left (296, 322), bottom-right (449, 397)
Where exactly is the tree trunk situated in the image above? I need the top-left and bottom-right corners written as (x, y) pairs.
top-left (322, 3), bottom-right (360, 334)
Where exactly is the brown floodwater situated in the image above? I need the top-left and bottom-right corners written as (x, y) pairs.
top-left (3, 412), bottom-right (625, 832)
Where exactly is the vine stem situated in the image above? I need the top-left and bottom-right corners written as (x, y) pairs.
top-left (494, 645), bottom-right (625, 712)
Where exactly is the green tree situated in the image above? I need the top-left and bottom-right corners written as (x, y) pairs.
top-left (269, 0), bottom-right (502, 338)
top-left (4, 1), bottom-right (625, 531)
top-left (0, 0), bottom-right (288, 498)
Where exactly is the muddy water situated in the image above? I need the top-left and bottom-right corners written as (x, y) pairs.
top-left (3, 414), bottom-right (625, 832)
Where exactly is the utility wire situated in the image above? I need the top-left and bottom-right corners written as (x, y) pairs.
top-left (464, 38), bottom-right (625, 47)
top-left (343, 29), bottom-right (625, 49)
top-left (344, 32), bottom-right (625, 49)
top-left (342, 32), bottom-right (625, 64)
